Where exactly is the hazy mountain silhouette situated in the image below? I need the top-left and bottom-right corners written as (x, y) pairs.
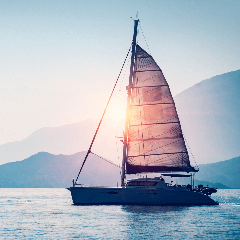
top-left (0, 152), bottom-right (238, 188)
top-left (0, 119), bottom-right (123, 165)
top-left (195, 156), bottom-right (240, 189)
top-left (0, 151), bottom-right (120, 188)
top-left (175, 69), bottom-right (240, 164)
top-left (0, 70), bottom-right (240, 166)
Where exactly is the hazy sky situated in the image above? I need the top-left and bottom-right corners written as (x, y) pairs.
top-left (1, 0), bottom-right (240, 145)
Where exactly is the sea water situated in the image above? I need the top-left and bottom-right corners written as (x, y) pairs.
top-left (0, 189), bottom-right (239, 239)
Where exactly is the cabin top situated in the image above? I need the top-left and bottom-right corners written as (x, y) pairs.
top-left (126, 176), bottom-right (165, 187)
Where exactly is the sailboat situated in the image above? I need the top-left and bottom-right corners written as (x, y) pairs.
top-left (68, 20), bottom-right (218, 205)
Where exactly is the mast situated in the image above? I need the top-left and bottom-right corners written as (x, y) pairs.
top-left (121, 19), bottom-right (139, 187)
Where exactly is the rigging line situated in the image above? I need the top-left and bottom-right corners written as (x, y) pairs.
top-left (129, 126), bottom-right (180, 144)
top-left (138, 21), bottom-right (151, 55)
top-left (184, 135), bottom-right (199, 171)
top-left (74, 44), bottom-right (132, 185)
top-left (146, 154), bottom-right (180, 166)
top-left (90, 152), bottom-right (121, 169)
top-left (133, 138), bottom-right (183, 156)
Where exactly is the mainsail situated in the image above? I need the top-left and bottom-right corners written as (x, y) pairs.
top-left (126, 45), bottom-right (197, 174)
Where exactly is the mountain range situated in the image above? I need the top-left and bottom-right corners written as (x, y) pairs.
top-left (0, 119), bottom-right (121, 165)
top-left (0, 69), bottom-right (239, 174)
top-left (195, 156), bottom-right (240, 189)
top-left (0, 152), bottom-right (120, 188)
top-left (175, 69), bottom-right (240, 163)
top-left (0, 151), bottom-right (239, 189)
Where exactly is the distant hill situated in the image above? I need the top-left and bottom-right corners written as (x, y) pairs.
top-left (195, 156), bottom-right (240, 189)
top-left (0, 70), bottom-right (240, 166)
top-left (174, 69), bottom-right (240, 164)
top-left (0, 152), bottom-right (120, 188)
top-left (0, 119), bottom-right (123, 165)
top-left (0, 152), bottom-right (238, 188)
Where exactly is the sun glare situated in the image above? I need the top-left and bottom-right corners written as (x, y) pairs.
top-left (107, 101), bottom-right (126, 123)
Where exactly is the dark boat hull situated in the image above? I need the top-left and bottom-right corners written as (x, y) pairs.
top-left (68, 186), bottom-right (218, 205)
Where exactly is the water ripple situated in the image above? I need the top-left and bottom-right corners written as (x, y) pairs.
top-left (0, 189), bottom-right (239, 239)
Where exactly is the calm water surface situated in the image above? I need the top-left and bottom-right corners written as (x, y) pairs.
top-left (0, 189), bottom-right (239, 239)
